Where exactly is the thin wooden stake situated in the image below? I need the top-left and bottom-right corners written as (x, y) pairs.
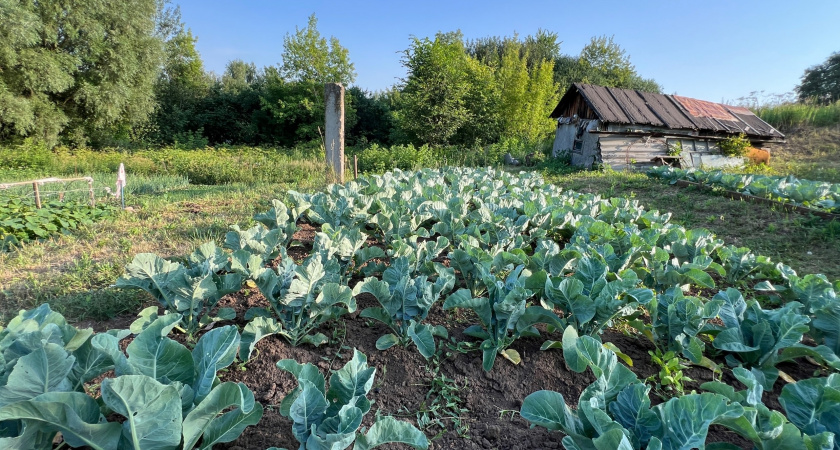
top-left (88, 179), bottom-right (96, 207)
top-left (354, 155), bottom-right (358, 179)
top-left (32, 182), bottom-right (41, 209)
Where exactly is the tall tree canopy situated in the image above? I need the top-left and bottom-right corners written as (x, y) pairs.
top-left (797, 52), bottom-right (840, 104)
top-left (397, 32), bottom-right (474, 147)
top-left (555, 35), bottom-right (661, 93)
top-left (0, 0), bottom-right (164, 145)
top-left (280, 14), bottom-right (356, 85)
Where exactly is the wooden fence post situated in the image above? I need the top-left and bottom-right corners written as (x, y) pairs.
top-left (32, 182), bottom-right (41, 209)
top-left (354, 155), bottom-right (358, 179)
top-left (324, 83), bottom-right (345, 184)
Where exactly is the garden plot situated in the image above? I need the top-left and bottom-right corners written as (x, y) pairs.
top-left (2, 167), bottom-right (839, 449)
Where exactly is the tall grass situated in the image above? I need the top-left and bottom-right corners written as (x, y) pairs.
top-left (0, 142), bottom-right (328, 188)
top-left (755, 101), bottom-right (840, 130)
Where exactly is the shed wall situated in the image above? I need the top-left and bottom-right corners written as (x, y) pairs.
top-left (599, 135), bottom-right (668, 170)
top-left (553, 123), bottom-right (576, 157)
top-left (570, 120), bottom-right (600, 167)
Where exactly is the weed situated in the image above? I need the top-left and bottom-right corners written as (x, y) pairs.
top-left (414, 347), bottom-right (470, 439)
top-left (647, 349), bottom-right (693, 399)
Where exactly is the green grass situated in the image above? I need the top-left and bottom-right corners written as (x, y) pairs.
top-left (729, 126), bottom-right (840, 184)
top-left (755, 101), bottom-right (840, 130)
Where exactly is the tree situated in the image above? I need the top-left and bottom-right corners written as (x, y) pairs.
top-left (797, 52), bottom-right (840, 104)
top-left (195, 60), bottom-right (263, 145)
top-left (0, 0), bottom-right (165, 146)
top-left (492, 42), bottom-right (558, 143)
top-left (578, 35), bottom-right (635, 85)
top-left (552, 35), bottom-right (661, 95)
top-left (152, 27), bottom-right (211, 146)
top-left (496, 42), bottom-right (531, 139)
top-left (347, 87), bottom-right (395, 146)
top-left (280, 14), bottom-right (355, 85)
top-left (396, 32), bottom-right (473, 147)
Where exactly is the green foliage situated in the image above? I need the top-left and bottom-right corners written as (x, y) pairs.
top-left (0, 144), bottom-right (327, 187)
top-left (115, 243), bottom-right (242, 340)
top-left (0, 305), bottom-right (262, 449)
top-left (355, 257), bottom-right (455, 358)
top-left (780, 373), bottom-right (840, 446)
top-left (647, 349), bottom-right (692, 397)
top-left (245, 254), bottom-right (357, 347)
top-left (493, 41), bottom-right (558, 142)
top-left (347, 87), bottom-right (396, 146)
top-left (707, 288), bottom-right (840, 389)
top-left (523, 327), bottom-right (745, 449)
top-left (397, 32), bottom-right (474, 147)
top-left (274, 349), bottom-right (429, 450)
top-left (555, 35), bottom-right (661, 94)
top-left (0, 0), bottom-right (164, 146)
top-left (667, 141), bottom-right (683, 156)
top-left (0, 197), bottom-right (115, 251)
top-left (702, 367), bottom-right (834, 450)
top-left (280, 14), bottom-right (356, 85)
top-left (719, 133), bottom-right (751, 157)
top-left (354, 143), bottom-right (440, 173)
top-left (443, 264), bottom-right (561, 371)
top-left (151, 15), bottom-right (212, 147)
top-left (797, 52), bottom-right (840, 104)
top-left (648, 166), bottom-right (840, 212)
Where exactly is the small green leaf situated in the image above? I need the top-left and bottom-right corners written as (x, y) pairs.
top-left (376, 334), bottom-right (400, 351)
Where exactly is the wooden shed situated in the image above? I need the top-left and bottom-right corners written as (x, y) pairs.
top-left (549, 83), bottom-right (785, 169)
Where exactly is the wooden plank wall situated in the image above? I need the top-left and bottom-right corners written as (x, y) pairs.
top-left (599, 135), bottom-right (668, 170)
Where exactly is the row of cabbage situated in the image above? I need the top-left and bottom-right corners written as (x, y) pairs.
top-left (120, 167), bottom-right (840, 448)
top-left (648, 166), bottom-right (840, 213)
top-left (5, 167), bottom-right (838, 448)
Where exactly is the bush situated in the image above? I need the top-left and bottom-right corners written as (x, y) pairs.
top-left (356, 143), bottom-right (439, 173)
top-left (719, 134), bottom-right (751, 157)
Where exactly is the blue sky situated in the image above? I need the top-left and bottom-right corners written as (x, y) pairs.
top-left (177, 0), bottom-right (840, 104)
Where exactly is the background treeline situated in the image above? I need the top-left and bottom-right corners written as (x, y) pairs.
top-left (0, 1), bottom-right (660, 153)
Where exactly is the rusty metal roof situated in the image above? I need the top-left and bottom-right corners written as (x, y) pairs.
top-left (550, 83), bottom-right (784, 140)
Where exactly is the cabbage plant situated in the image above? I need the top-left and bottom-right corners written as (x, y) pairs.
top-left (0, 308), bottom-right (262, 449)
top-left (707, 288), bottom-right (840, 389)
top-left (246, 254), bottom-right (356, 347)
top-left (273, 349), bottom-right (428, 450)
top-left (641, 287), bottom-right (721, 364)
top-left (444, 264), bottom-right (561, 371)
top-left (522, 327), bottom-right (747, 450)
top-left (116, 242), bottom-right (242, 340)
top-left (780, 373), bottom-right (840, 448)
top-left (542, 255), bottom-right (653, 338)
top-left (702, 367), bottom-right (834, 449)
top-left (354, 257), bottom-right (455, 358)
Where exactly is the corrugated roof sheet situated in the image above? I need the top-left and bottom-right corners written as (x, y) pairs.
top-left (550, 83), bottom-right (784, 140)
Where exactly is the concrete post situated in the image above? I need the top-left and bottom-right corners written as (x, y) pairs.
top-left (324, 83), bottom-right (345, 184)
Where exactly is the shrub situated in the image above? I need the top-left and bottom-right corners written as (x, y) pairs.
top-left (719, 134), bottom-right (750, 157)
